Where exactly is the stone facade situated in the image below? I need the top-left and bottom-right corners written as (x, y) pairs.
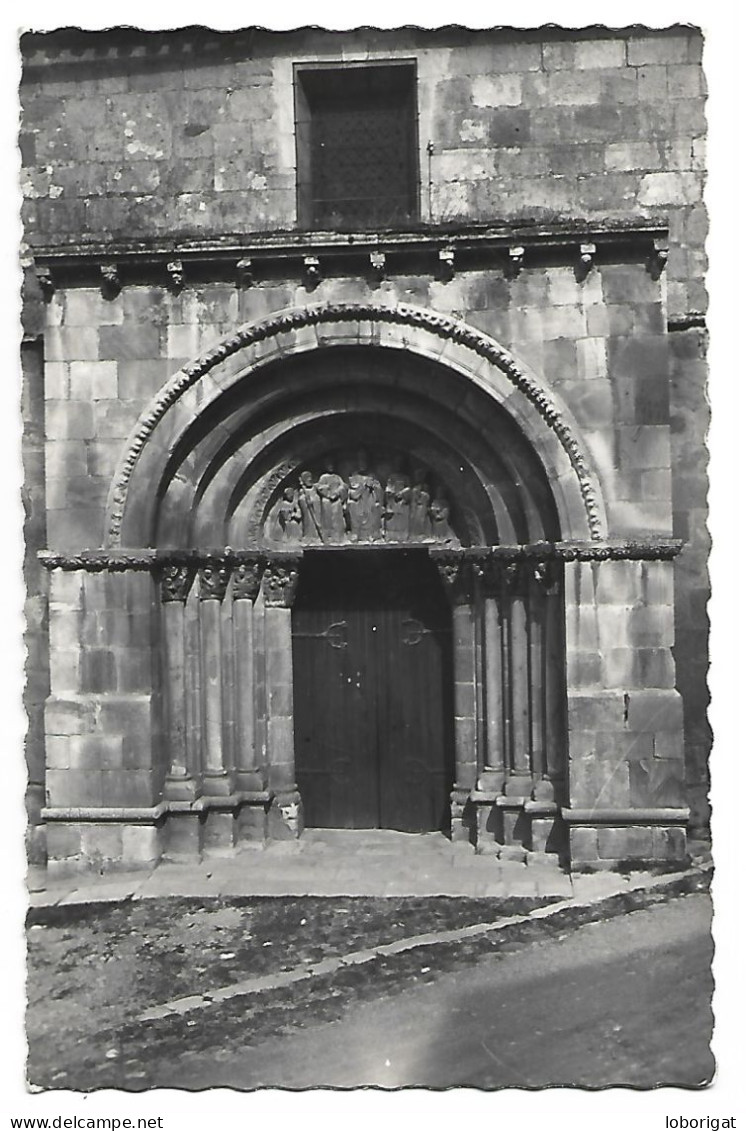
top-left (20, 25), bottom-right (708, 874)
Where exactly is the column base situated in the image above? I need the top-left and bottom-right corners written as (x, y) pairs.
top-left (267, 791), bottom-right (304, 839)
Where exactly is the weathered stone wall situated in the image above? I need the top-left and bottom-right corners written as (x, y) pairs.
top-left (20, 24), bottom-right (709, 849)
top-left (20, 26), bottom-right (706, 322)
top-left (41, 264), bottom-right (671, 552)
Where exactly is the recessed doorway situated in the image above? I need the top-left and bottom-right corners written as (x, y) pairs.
top-left (292, 550), bottom-right (454, 832)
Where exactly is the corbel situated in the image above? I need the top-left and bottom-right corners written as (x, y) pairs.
top-left (35, 264), bottom-right (55, 301)
top-left (647, 237), bottom-right (669, 280)
top-left (303, 256), bottom-right (321, 288)
top-left (99, 262), bottom-right (121, 301)
top-left (438, 246), bottom-right (455, 282)
top-left (506, 245), bottom-right (525, 279)
top-left (369, 251), bottom-right (386, 285)
top-left (166, 258), bottom-right (185, 294)
top-left (236, 257), bottom-right (254, 288)
top-left (576, 242), bottom-right (596, 281)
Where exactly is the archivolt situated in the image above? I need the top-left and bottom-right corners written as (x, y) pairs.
top-left (105, 302), bottom-right (607, 546)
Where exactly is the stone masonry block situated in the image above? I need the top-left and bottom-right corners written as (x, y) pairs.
top-left (122, 824), bottom-right (163, 865)
top-left (62, 289), bottom-right (125, 327)
top-left (569, 754), bottom-right (630, 808)
top-left (626, 689), bottom-right (684, 734)
top-left (604, 141), bottom-right (663, 172)
top-left (118, 358), bottom-right (174, 400)
top-left (46, 439), bottom-right (88, 479)
top-left (69, 361), bottom-right (118, 400)
top-left (99, 324), bottom-right (162, 362)
top-left (638, 172), bottom-right (703, 207)
top-left (569, 826), bottom-right (599, 862)
top-left (629, 759), bottom-right (686, 808)
top-left (45, 400), bottom-right (95, 440)
top-left (49, 649), bottom-right (81, 693)
top-left (80, 823), bottom-right (123, 862)
top-left (46, 823), bottom-right (83, 860)
top-left (46, 768), bottom-right (103, 806)
top-left (44, 327), bottom-right (100, 362)
top-left (68, 734), bottom-right (124, 770)
top-left (650, 827), bottom-right (687, 861)
top-left (546, 72), bottom-right (602, 105)
top-left (45, 696), bottom-right (96, 736)
top-left (597, 825), bottom-right (655, 859)
top-left (98, 695), bottom-right (155, 742)
top-left (627, 34), bottom-right (692, 66)
top-left (567, 692), bottom-right (625, 732)
top-left (618, 426), bottom-right (672, 471)
top-left (100, 769), bottom-right (155, 807)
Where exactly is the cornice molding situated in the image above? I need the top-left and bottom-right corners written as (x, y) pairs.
top-left (104, 301), bottom-right (607, 546)
top-left (31, 220), bottom-right (669, 291)
top-left (39, 539), bottom-right (683, 572)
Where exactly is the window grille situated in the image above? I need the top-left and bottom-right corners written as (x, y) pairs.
top-left (296, 63), bottom-right (418, 231)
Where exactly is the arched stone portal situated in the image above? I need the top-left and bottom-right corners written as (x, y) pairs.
top-left (114, 309), bottom-right (576, 854)
top-left (41, 302), bottom-right (688, 870)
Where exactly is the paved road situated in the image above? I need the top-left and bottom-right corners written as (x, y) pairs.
top-left (159, 893), bottom-right (714, 1090)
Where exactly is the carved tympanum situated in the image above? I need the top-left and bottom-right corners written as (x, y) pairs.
top-left (264, 449), bottom-right (460, 547)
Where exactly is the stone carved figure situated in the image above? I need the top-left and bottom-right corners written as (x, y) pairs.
top-left (298, 470), bottom-right (322, 543)
top-left (264, 452), bottom-right (460, 547)
top-left (316, 462), bottom-right (349, 542)
top-left (273, 486), bottom-right (303, 543)
top-left (384, 461), bottom-right (412, 541)
top-left (346, 450), bottom-right (384, 541)
top-left (409, 468), bottom-right (432, 541)
top-left (430, 495), bottom-right (456, 544)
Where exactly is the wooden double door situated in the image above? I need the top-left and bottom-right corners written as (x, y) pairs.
top-left (292, 551), bottom-right (454, 832)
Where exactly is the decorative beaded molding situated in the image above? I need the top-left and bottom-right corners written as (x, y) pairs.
top-left (106, 303), bottom-right (607, 547)
top-left (39, 539), bottom-right (682, 572)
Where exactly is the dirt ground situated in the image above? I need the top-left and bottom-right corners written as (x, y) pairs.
top-left (26, 876), bottom-right (710, 1091)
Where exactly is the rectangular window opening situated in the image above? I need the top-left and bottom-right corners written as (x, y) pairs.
top-left (295, 61), bottom-right (419, 232)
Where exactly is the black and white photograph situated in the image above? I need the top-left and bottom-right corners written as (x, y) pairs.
top-left (3, 0), bottom-right (743, 1115)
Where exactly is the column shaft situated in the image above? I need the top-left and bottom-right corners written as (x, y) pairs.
top-left (484, 595), bottom-right (503, 770)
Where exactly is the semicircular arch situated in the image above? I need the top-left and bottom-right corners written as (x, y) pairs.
top-left (105, 302), bottom-right (607, 547)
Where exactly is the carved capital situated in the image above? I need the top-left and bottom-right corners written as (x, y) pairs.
top-left (35, 265), bottom-right (55, 301)
top-left (576, 242), bottom-right (596, 281)
top-left (232, 559), bottom-right (263, 601)
top-left (303, 256), bottom-right (321, 288)
top-left (438, 246), bottom-right (455, 282)
top-left (236, 257), bottom-right (254, 288)
top-left (502, 561), bottom-right (527, 596)
top-left (159, 564), bottom-right (194, 603)
top-left (506, 245), bottom-right (525, 278)
top-left (166, 258), bottom-right (185, 294)
top-left (197, 562), bottom-right (231, 601)
top-left (369, 251), bottom-right (386, 284)
top-left (431, 549), bottom-right (472, 603)
top-left (532, 559), bottom-right (560, 593)
top-left (262, 559), bottom-right (301, 608)
top-left (100, 262), bottom-right (121, 300)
